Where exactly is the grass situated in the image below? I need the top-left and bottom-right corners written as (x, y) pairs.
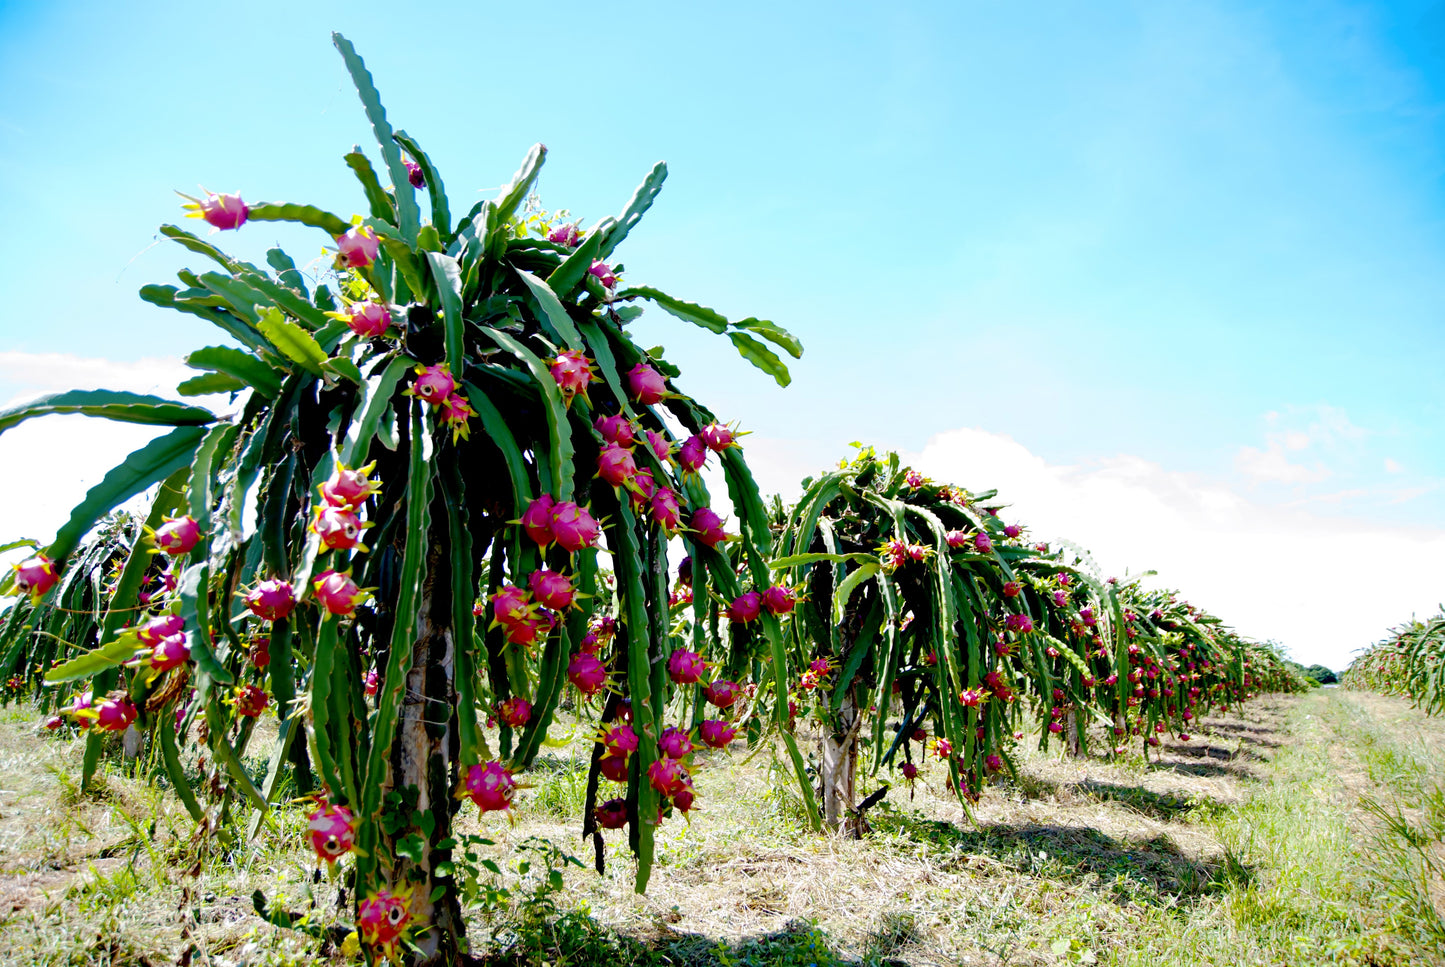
top-left (0, 693), bottom-right (1438, 965)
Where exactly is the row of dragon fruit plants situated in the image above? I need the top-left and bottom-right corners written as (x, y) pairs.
top-left (0, 34), bottom-right (1306, 964)
top-left (1343, 610), bottom-right (1445, 714)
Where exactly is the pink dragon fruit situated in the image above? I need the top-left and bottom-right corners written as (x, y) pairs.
top-left (1004, 613), bottom-right (1034, 633)
top-left (672, 782), bottom-right (696, 813)
top-left (13, 554), bottom-right (59, 600)
top-left (646, 429), bottom-right (672, 462)
top-left (438, 393), bottom-right (475, 442)
top-left (489, 585), bottom-right (533, 628)
top-left (357, 887), bottom-right (412, 948)
top-left (677, 435), bottom-right (707, 472)
top-left (464, 761), bottom-right (517, 812)
top-left (647, 757), bottom-right (690, 797)
top-left (549, 349), bottom-right (595, 405)
top-left (973, 533), bottom-right (993, 554)
top-left (596, 442), bottom-right (638, 487)
top-left (1003, 524), bottom-right (1022, 538)
top-left (930, 737), bottom-right (953, 759)
top-left (312, 505), bottom-right (366, 552)
top-left (137, 613), bottom-right (185, 645)
top-left (592, 614), bottom-right (618, 640)
top-left (364, 669), bottom-right (379, 696)
top-left (528, 569), bottom-right (576, 612)
top-left (1002, 581), bottom-right (1021, 598)
top-left (250, 637), bottom-right (270, 669)
top-left (600, 723), bottom-right (639, 758)
top-left (493, 696), bottom-right (529, 728)
top-left (312, 570), bottom-right (368, 617)
top-left (234, 684), bottom-right (268, 718)
top-left (945, 530), bottom-right (969, 549)
top-left (599, 753), bottom-right (629, 782)
top-left (689, 507), bottom-right (731, 548)
top-left (658, 726), bottom-right (694, 759)
top-left (185, 192), bottom-right (249, 230)
top-left (726, 591), bottom-right (763, 624)
top-left (626, 468), bottom-right (656, 506)
top-left (148, 633), bottom-right (190, 673)
top-left (519, 494), bottom-right (557, 547)
top-left (550, 502), bottom-right (601, 552)
top-left (593, 414), bottom-right (638, 447)
top-left (958, 688), bottom-right (985, 708)
top-left (595, 797), bottom-right (628, 829)
top-left (153, 516), bottom-right (201, 556)
top-left (627, 363), bottom-right (666, 405)
top-left (409, 364), bottom-right (456, 404)
top-left (588, 259), bottom-right (619, 290)
top-left (93, 696), bottom-right (137, 732)
top-left (568, 652), bottom-right (608, 695)
top-left (761, 585), bottom-right (796, 615)
top-left (548, 222), bottom-right (581, 247)
top-left (504, 610), bottom-right (554, 647)
top-left (306, 801), bottom-right (357, 862)
top-left (343, 300), bottom-right (391, 338)
top-left (649, 487), bottom-right (683, 531)
top-left (404, 158), bottom-right (425, 188)
top-left (335, 226), bottom-right (381, 268)
top-left (704, 679), bottom-right (740, 708)
top-left (244, 579), bottom-right (296, 622)
top-left (985, 754), bottom-right (1004, 772)
top-left (1079, 606), bottom-right (1097, 626)
top-left (1048, 721), bottom-right (1064, 734)
top-left (699, 422), bottom-right (738, 452)
top-left (699, 719), bottom-right (736, 749)
top-left (901, 762), bottom-right (919, 781)
top-left (904, 469), bottom-right (925, 489)
top-left (667, 648), bottom-right (706, 684)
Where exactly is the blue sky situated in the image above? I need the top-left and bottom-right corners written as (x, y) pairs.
top-left (1, 0), bottom-right (1442, 666)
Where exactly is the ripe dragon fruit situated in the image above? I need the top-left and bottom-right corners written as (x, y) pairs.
top-left (335, 225), bottom-right (381, 268)
top-left (528, 569), bottom-right (576, 612)
top-left (183, 191), bottom-right (249, 230)
top-left (147, 633), bottom-right (190, 673)
top-left (550, 501), bottom-right (601, 552)
top-left (307, 801), bottom-right (357, 863)
top-left (668, 648), bottom-right (706, 684)
top-left (689, 507), bottom-right (732, 548)
top-left (672, 782), bottom-right (696, 814)
top-left (761, 585), bottom-right (796, 615)
top-left (244, 578), bottom-right (296, 622)
top-left (945, 530), bottom-right (969, 549)
top-left (519, 494), bottom-right (556, 547)
top-left (496, 697), bottom-right (531, 729)
top-left (647, 757), bottom-right (690, 797)
top-left (726, 591), bottom-right (763, 624)
top-left (958, 688), bottom-right (985, 708)
top-left (985, 754), bottom-right (1004, 772)
top-left (627, 362), bottom-right (666, 405)
top-left (438, 393), bottom-right (475, 442)
top-left (596, 443), bottom-right (638, 487)
top-left (504, 610), bottom-right (554, 647)
top-left (93, 696), bottom-right (137, 732)
top-left (137, 613), bottom-right (185, 645)
top-left (489, 584), bottom-right (533, 627)
top-left (973, 532), bottom-right (993, 554)
top-left (153, 516), bottom-right (201, 556)
top-left (699, 422), bottom-right (738, 452)
top-left (677, 435), bottom-right (708, 472)
top-left (312, 504), bottom-right (366, 552)
top-left (1004, 613), bottom-right (1034, 633)
top-left (930, 738), bottom-right (953, 759)
top-left (595, 798), bottom-right (628, 829)
top-left (463, 761), bottom-right (517, 813)
top-left (658, 726), bottom-right (694, 759)
top-left (704, 679), bottom-right (740, 708)
top-left (341, 300), bottom-right (391, 338)
top-left (13, 554), bottom-right (59, 600)
top-left (649, 487), bottom-right (683, 531)
top-left (1003, 524), bottom-right (1022, 538)
top-left (588, 259), bottom-right (619, 291)
top-left (250, 637), bottom-right (270, 669)
top-left (404, 158), bottom-right (425, 188)
top-left (567, 652), bottom-right (607, 695)
top-left (904, 469), bottom-right (925, 489)
top-left (626, 468), bottom-right (656, 507)
top-left (699, 719), bottom-right (737, 749)
top-left (598, 753), bottom-right (630, 783)
top-left (593, 414), bottom-right (638, 447)
top-left (550, 349), bottom-right (596, 404)
top-left (312, 570), bottom-right (368, 617)
top-left (646, 429), bottom-right (672, 462)
top-left (409, 363), bottom-right (456, 404)
top-left (548, 221), bottom-right (581, 247)
top-left (356, 887), bottom-right (412, 949)
top-left (901, 762), bottom-right (920, 781)
top-left (234, 684), bottom-right (269, 718)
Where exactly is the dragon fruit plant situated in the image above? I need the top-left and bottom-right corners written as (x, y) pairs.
top-left (0, 34), bottom-right (801, 964)
top-left (1343, 611), bottom-right (1445, 712)
top-left (768, 446), bottom-right (1110, 832)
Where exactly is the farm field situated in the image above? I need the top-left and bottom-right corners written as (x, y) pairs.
top-left (0, 689), bottom-right (1438, 967)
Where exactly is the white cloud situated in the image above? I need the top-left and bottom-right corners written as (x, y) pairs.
top-left (1384, 457), bottom-right (1404, 474)
top-left (1234, 440), bottom-right (1330, 483)
top-left (883, 426), bottom-right (1445, 672)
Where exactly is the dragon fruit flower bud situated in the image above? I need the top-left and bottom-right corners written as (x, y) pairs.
top-left (1003, 524), bottom-right (1022, 538)
top-left (438, 393), bottom-right (475, 442)
top-left (234, 683), bottom-right (269, 718)
top-left (148, 633), bottom-right (190, 673)
top-left (703, 679), bottom-right (740, 709)
top-left (699, 719), bottom-right (737, 749)
top-left (973, 533), bottom-right (993, 554)
top-left (649, 487), bottom-right (683, 532)
top-left (601, 723), bottom-right (639, 758)
top-left (245, 578), bottom-right (296, 621)
top-left (647, 757), bottom-right (690, 797)
top-left (409, 364), bottom-right (456, 404)
top-left (136, 613), bottom-right (185, 645)
top-left (181, 191), bottom-right (249, 230)
top-left (464, 761), bottom-right (517, 813)
top-left (626, 468), bottom-right (656, 507)
top-left (550, 501), bottom-right (601, 552)
top-left (312, 505), bottom-right (366, 552)
top-left (528, 569), bottom-right (576, 612)
top-left (567, 652), bottom-right (608, 695)
top-left (588, 259), bottom-right (619, 288)
top-left (357, 888), bottom-right (412, 947)
top-left (699, 422), bottom-right (739, 452)
top-left (627, 363), bottom-right (667, 405)
top-left (519, 494), bottom-right (557, 548)
top-left (548, 222), bottom-right (581, 247)
top-left (658, 726), bottom-right (694, 759)
top-left (344, 300), bottom-right (391, 338)
top-left (1005, 613), bottom-right (1034, 634)
top-left (312, 570), bottom-right (368, 617)
top-left (153, 516), bottom-right (201, 556)
top-left (667, 648), bottom-right (706, 685)
top-left (596, 443), bottom-right (638, 488)
top-left (320, 463), bottom-right (380, 509)
top-left (364, 669), bottom-right (379, 696)
top-left (307, 801), bottom-right (357, 862)
top-left (677, 435), bottom-right (708, 473)
top-left (901, 762), bottom-right (919, 781)
top-left (94, 697), bottom-right (137, 732)
top-left (689, 507), bottom-right (732, 548)
top-left (1002, 581), bottom-right (1021, 598)
top-left (726, 591), bottom-right (763, 624)
top-left (335, 225), bottom-right (381, 268)
top-left (496, 697), bottom-right (531, 729)
top-left (550, 349), bottom-right (596, 404)
top-left (404, 158), bottom-right (425, 188)
top-left (645, 429), bottom-right (672, 463)
top-left (595, 797), bottom-right (628, 829)
top-left (593, 414), bottom-right (638, 448)
top-left (761, 585), bottom-right (796, 615)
